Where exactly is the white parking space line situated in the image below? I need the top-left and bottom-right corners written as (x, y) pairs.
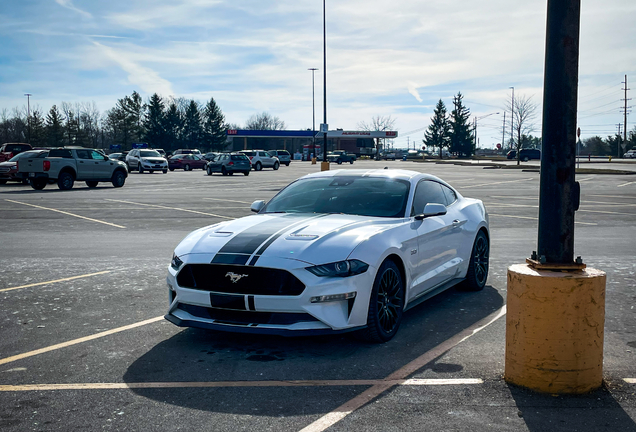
top-left (104, 199), bottom-right (235, 219)
top-left (0, 271), bottom-right (111, 293)
top-left (625, 378), bottom-right (636, 384)
top-left (0, 316), bottom-right (164, 366)
top-left (4, 199), bottom-right (126, 229)
top-left (0, 379), bottom-right (484, 392)
top-left (456, 178), bottom-right (535, 189)
top-left (589, 194), bottom-right (636, 199)
top-left (298, 306), bottom-right (507, 432)
top-left (488, 203), bottom-right (634, 216)
top-left (617, 181), bottom-right (636, 188)
top-left (576, 176), bottom-right (596, 182)
top-left (488, 213), bottom-right (597, 226)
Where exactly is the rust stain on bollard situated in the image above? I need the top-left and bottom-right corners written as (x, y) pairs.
top-left (505, 264), bottom-right (606, 394)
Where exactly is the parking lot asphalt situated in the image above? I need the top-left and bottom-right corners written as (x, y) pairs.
top-left (1, 160), bottom-right (635, 431)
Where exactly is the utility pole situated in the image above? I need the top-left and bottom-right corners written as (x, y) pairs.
top-left (622, 74), bottom-right (630, 145)
top-left (308, 68), bottom-right (318, 162)
top-left (24, 93), bottom-right (32, 144)
top-left (509, 87), bottom-right (515, 150)
top-left (502, 111), bottom-right (506, 152)
top-left (322, 0), bottom-right (328, 167)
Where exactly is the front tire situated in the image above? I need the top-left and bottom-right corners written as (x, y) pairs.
top-left (221, 166), bottom-right (228, 176)
top-left (337, 159), bottom-right (343, 165)
top-left (138, 164), bottom-right (144, 174)
top-left (273, 161), bottom-right (279, 170)
top-left (111, 170), bottom-right (126, 188)
top-left (359, 259), bottom-right (404, 343)
top-left (207, 166), bottom-right (213, 176)
top-left (86, 181), bottom-right (99, 188)
top-left (459, 230), bottom-right (489, 291)
top-left (350, 160), bottom-right (354, 164)
top-left (184, 164), bottom-right (191, 171)
top-left (163, 169), bottom-right (168, 174)
top-left (57, 172), bottom-right (74, 190)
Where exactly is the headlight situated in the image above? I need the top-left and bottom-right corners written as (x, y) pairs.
top-left (306, 259), bottom-right (369, 277)
top-left (171, 254), bottom-right (183, 271)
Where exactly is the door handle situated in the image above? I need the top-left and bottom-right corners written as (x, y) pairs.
top-left (452, 219), bottom-right (462, 226)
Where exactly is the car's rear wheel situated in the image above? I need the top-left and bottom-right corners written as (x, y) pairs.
top-left (350, 160), bottom-right (354, 164)
top-left (337, 159), bottom-right (343, 164)
top-left (169, 168), bottom-right (175, 171)
top-left (57, 172), bottom-right (74, 190)
top-left (285, 162), bottom-right (290, 166)
top-left (459, 230), bottom-right (489, 291)
top-left (111, 170), bottom-right (126, 188)
top-left (243, 170), bottom-right (250, 176)
top-left (359, 259), bottom-right (404, 343)
top-left (30, 178), bottom-right (46, 190)
top-left (228, 171), bottom-right (234, 176)
top-left (184, 164), bottom-right (191, 171)
top-left (221, 166), bottom-right (227, 176)
top-left (522, 156), bottom-right (529, 162)
top-left (85, 181), bottom-right (98, 188)
top-left (254, 162), bottom-right (262, 171)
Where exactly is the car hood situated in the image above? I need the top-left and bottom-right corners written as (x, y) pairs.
top-left (174, 213), bottom-right (401, 266)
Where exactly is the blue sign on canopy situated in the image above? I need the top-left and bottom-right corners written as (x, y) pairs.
top-left (132, 142), bottom-right (149, 149)
top-left (110, 144), bottom-right (121, 150)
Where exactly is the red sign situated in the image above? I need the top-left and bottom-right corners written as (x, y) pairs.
top-left (496, 143), bottom-right (501, 149)
top-left (385, 131), bottom-right (397, 137)
top-left (228, 129), bottom-right (238, 135)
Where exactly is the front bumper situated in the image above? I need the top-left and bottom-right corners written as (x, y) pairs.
top-left (165, 257), bottom-right (375, 335)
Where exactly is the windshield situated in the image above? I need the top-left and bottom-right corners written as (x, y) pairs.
top-left (140, 150), bottom-right (161, 158)
top-left (262, 176), bottom-right (410, 218)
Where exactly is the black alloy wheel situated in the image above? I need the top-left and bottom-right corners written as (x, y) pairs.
top-left (360, 259), bottom-right (404, 343)
top-left (57, 172), bottom-right (74, 190)
top-left (111, 170), bottom-right (126, 188)
top-left (460, 230), bottom-right (489, 291)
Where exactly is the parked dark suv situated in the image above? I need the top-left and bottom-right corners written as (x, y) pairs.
top-left (507, 149), bottom-right (541, 161)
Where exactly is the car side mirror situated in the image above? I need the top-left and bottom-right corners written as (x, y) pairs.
top-left (414, 203), bottom-right (447, 220)
top-left (250, 200), bottom-right (265, 213)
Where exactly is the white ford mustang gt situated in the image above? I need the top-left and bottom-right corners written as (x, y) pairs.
top-left (166, 169), bottom-right (489, 342)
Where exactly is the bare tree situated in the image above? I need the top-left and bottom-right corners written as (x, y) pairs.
top-left (357, 115), bottom-right (396, 158)
top-left (245, 112), bottom-right (286, 130)
top-left (505, 95), bottom-right (539, 165)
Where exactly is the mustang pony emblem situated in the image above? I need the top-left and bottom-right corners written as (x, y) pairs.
top-left (225, 272), bottom-right (249, 283)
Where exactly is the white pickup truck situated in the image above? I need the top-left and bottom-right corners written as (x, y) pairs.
top-left (17, 147), bottom-right (128, 190)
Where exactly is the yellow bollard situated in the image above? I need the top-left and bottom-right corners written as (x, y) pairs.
top-left (505, 264), bottom-right (606, 394)
top-left (609, 156), bottom-right (612, 162)
top-left (321, 161), bottom-right (330, 171)
top-left (311, 157), bottom-right (317, 165)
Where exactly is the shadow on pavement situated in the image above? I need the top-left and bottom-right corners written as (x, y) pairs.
top-left (510, 383), bottom-right (636, 432)
top-left (123, 285), bottom-right (504, 416)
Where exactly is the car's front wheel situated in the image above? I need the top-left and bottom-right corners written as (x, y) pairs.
top-left (184, 164), bottom-right (191, 171)
top-left (111, 170), bottom-right (126, 188)
top-left (273, 161), bottom-right (279, 170)
top-left (221, 166), bottom-right (228, 176)
top-left (138, 164), bottom-right (144, 174)
top-left (85, 181), bottom-right (98, 188)
top-left (359, 259), bottom-right (404, 343)
top-left (459, 230), bottom-right (489, 291)
top-left (207, 166), bottom-right (213, 176)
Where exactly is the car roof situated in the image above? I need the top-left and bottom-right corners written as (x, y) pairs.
top-left (301, 169), bottom-right (433, 182)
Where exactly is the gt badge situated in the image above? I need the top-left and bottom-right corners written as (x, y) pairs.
top-left (226, 272), bottom-right (249, 283)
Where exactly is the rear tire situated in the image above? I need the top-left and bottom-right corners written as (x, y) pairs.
top-left (111, 170), bottom-right (126, 188)
top-left (169, 168), bottom-right (175, 172)
top-left (30, 179), bottom-right (46, 190)
top-left (254, 162), bottom-right (262, 171)
top-left (243, 170), bottom-right (250, 176)
top-left (221, 166), bottom-right (227, 176)
top-left (57, 172), bottom-right (74, 190)
top-left (184, 164), bottom-right (191, 171)
top-left (86, 181), bottom-right (98, 188)
top-left (459, 231), bottom-right (489, 291)
top-left (337, 159), bottom-right (342, 165)
top-left (350, 160), bottom-right (354, 164)
top-left (285, 162), bottom-right (290, 166)
top-left (358, 259), bottom-right (404, 343)
top-left (0, 179), bottom-right (7, 185)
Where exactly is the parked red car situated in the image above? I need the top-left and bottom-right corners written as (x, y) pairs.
top-left (0, 143), bottom-right (32, 162)
top-left (168, 154), bottom-right (207, 171)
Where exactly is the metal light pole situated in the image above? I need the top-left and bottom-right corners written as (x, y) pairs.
top-left (24, 93), bottom-right (32, 144)
top-left (308, 68), bottom-right (318, 161)
top-left (322, 0), bottom-right (328, 165)
top-left (509, 87), bottom-right (514, 150)
top-left (474, 112), bottom-right (500, 149)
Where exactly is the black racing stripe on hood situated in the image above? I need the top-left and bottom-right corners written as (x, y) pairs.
top-left (211, 214), bottom-right (314, 265)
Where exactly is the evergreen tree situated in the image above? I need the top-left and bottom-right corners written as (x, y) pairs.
top-left (46, 105), bottom-right (64, 147)
top-left (163, 102), bottom-right (183, 152)
top-left (29, 109), bottom-right (47, 148)
top-left (143, 93), bottom-right (166, 149)
top-left (182, 100), bottom-right (202, 149)
top-left (203, 97), bottom-right (227, 152)
top-left (448, 92), bottom-right (473, 157)
top-left (423, 99), bottom-right (450, 158)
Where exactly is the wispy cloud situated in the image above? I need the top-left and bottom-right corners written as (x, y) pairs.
top-left (55, 0), bottom-right (92, 19)
top-left (407, 82), bottom-right (423, 103)
top-left (93, 42), bottom-right (174, 96)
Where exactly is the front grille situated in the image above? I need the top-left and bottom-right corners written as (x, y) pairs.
top-left (177, 303), bottom-right (318, 325)
top-left (176, 264), bottom-right (306, 296)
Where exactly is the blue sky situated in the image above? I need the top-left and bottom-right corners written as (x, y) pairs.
top-left (1, 0), bottom-right (634, 148)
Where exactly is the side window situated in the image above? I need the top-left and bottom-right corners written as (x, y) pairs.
top-left (76, 150), bottom-right (91, 159)
top-left (411, 181), bottom-right (447, 216)
top-left (90, 150), bottom-right (104, 160)
top-left (441, 184), bottom-right (457, 206)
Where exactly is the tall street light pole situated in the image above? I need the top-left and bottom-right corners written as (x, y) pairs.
top-left (474, 112), bottom-right (500, 149)
top-left (24, 93), bottom-right (32, 144)
top-left (322, 0), bottom-right (328, 166)
top-left (308, 68), bottom-right (318, 161)
top-left (509, 87), bottom-right (514, 150)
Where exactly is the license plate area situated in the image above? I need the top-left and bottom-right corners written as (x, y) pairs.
top-left (209, 293), bottom-right (245, 310)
